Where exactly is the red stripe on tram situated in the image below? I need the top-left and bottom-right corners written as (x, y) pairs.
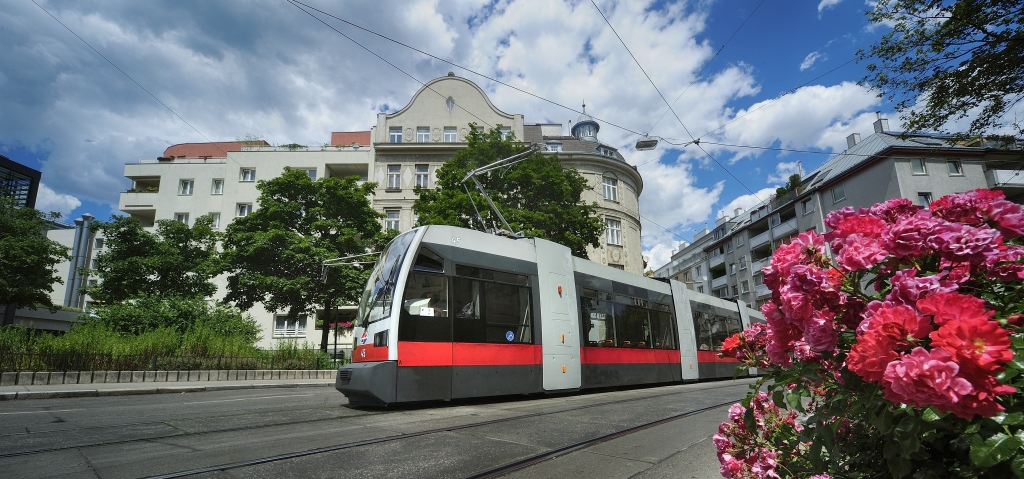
top-left (352, 344), bottom-right (388, 362)
top-left (397, 341), bottom-right (542, 367)
top-left (581, 347), bottom-right (681, 365)
top-left (697, 351), bottom-right (741, 363)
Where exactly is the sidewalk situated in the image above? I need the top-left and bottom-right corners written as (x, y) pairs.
top-left (0, 376), bottom-right (335, 401)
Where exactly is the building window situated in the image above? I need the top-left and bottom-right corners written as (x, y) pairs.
top-left (911, 158), bottom-right (927, 175)
top-left (499, 127), bottom-right (511, 140)
top-left (735, 234), bottom-right (744, 247)
top-left (302, 169), bottom-right (317, 181)
top-left (415, 164), bottom-right (430, 188)
top-left (210, 213), bottom-right (220, 229)
top-left (739, 256), bottom-right (747, 270)
top-left (174, 213), bottom-right (189, 224)
top-left (741, 280), bottom-right (750, 293)
top-left (727, 242), bottom-right (733, 253)
top-left (832, 183), bottom-right (846, 203)
top-left (417, 127), bottom-right (430, 143)
top-left (731, 285), bottom-right (738, 297)
top-left (389, 127), bottom-right (403, 143)
top-left (602, 177), bottom-right (618, 201)
top-left (754, 272), bottom-right (763, 285)
top-left (387, 165), bottom-right (401, 190)
top-left (237, 203), bottom-right (253, 217)
top-left (88, 279), bottom-right (98, 287)
top-left (444, 127), bottom-right (457, 143)
top-left (212, 179), bottom-right (224, 195)
top-left (802, 198), bottom-right (814, 215)
top-left (695, 265), bottom-right (702, 277)
top-left (729, 263), bottom-right (736, 275)
top-left (696, 285), bottom-right (703, 294)
top-left (609, 264), bottom-right (625, 270)
top-left (385, 209), bottom-right (400, 231)
top-left (274, 316), bottom-right (307, 338)
top-left (918, 192), bottom-right (933, 207)
top-left (947, 160), bottom-right (964, 176)
top-left (240, 168), bottom-right (256, 182)
top-left (545, 141), bottom-right (562, 152)
top-left (178, 180), bottom-right (194, 196)
top-left (94, 238), bottom-right (104, 249)
top-left (91, 259), bottom-right (98, 269)
top-left (606, 218), bottom-right (622, 245)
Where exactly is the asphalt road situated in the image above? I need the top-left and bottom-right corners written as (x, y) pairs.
top-left (0, 379), bottom-right (755, 478)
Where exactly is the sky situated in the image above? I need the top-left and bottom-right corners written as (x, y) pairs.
top-left (2, 0), bottom-right (914, 269)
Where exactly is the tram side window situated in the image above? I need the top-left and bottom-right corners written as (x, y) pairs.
top-left (650, 308), bottom-right (676, 349)
top-left (580, 292), bottom-right (615, 346)
top-left (692, 305), bottom-right (743, 351)
top-left (451, 271), bottom-right (533, 344)
top-left (614, 304), bottom-right (650, 348)
top-left (413, 247), bottom-right (444, 273)
top-left (398, 272), bottom-right (451, 342)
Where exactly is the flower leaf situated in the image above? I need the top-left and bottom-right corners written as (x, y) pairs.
top-left (921, 407), bottom-right (945, 422)
top-left (970, 432), bottom-right (1024, 468)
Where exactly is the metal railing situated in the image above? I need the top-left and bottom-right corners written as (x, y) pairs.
top-left (0, 350), bottom-right (344, 373)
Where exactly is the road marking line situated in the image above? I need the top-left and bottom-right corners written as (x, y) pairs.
top-left (0, 409), bottom-right (84, 415)
top-left (183, 394), bottom-right (316, 405)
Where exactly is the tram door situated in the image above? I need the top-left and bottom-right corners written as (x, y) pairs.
top-left (396, 251), bottom-right (453, 402)
top-left (535, 239), bottom-right (582, 391)
top-left (670, 281), bottom-right (700, 381)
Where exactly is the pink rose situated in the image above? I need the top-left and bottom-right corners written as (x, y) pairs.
top-left (836, 234), bottom-right (889, 272)
top-left (883, 347), bottom-right (973, 409)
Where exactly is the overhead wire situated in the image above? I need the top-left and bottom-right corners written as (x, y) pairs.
top-left (646, 0), bottom-right (767, 135)
top-left (30, 0), bottom-right (229, 158)
top-left (590, 0), bottom-right (761, 202)
top-left (287, 0), bottom-right (647, 137)
top-left (287, 0), bottom-right (496, 130)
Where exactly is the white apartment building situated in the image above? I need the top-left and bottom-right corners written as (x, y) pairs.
top-left (87, 73), bottom-right (646, 352)
top-left (655, 117), bottom-right (1024, 309)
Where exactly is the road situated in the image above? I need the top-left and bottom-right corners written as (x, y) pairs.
top-left (0, 379), bottom-right (754, 478)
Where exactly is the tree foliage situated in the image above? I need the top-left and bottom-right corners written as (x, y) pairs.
top-left (221, 168), bottom-right (389, 321)
top-left (0, 197), bottom-right (70, 309)
top-left (86, 215), bottom-right (223, 303)
top-left (87, 295), bottom-right (260, 342)
top-left (860, 0), bottom-right (1024, 136)
top-left (413, 125), bottom-right (603, 257)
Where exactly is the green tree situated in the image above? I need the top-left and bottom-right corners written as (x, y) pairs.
top-left (860, 0), bottom-right (1024, 136)
top-left (85, 215), bottom-right (223, 303)
top-left (413, 125), bottom-right (603, 257)
top-left (221, 168), bottom-right (389, 350)
top-left (0, 196), bottom-right (71, 313)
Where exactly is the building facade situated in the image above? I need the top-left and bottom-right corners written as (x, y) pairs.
top-left (100, 74), bottom-right (644, 352)
top-left (655, 117), bottom-right (1024, 310)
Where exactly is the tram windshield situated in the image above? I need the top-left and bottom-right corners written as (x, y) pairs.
top-left (359, 230), bottom-right (417, 327)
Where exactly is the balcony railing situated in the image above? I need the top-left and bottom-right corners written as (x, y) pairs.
top-left (709, 254), bottom-right (725, 267)
top-left (755, 284), bottom-right (771, 298)
top-left (712, 275), bottom-right (729, 289)
top-left (751, 258), bottom-right (769, 274)
top-left (772, 217), bottom-right (798, 239)
top-left (987, 169), bottom-right (1024, 189)
top-left (750, 230), bottom-right (771, 247)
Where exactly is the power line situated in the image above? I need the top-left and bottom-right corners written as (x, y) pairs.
top-left (591, 0), bottom-right (761, 201)
top-left (288, 0), bottom-right (647, 137)
top-left (647, 0), bottom-right (767, 135)
top-left (30, 0), bottom-right (228, 157)
top-left (287, 0), bottom-right (496, 130)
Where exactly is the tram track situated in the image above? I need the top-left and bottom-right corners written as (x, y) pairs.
top-left (0, 379), bottom-right (751, 461)
top-left (140, 383), bottom-right (748, 479)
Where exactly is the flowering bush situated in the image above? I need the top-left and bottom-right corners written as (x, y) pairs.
top-left (716, 190), bottom-right (1024, 479)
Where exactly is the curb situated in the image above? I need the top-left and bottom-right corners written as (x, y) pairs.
top-left (0, 381), bottom-right (333, 401)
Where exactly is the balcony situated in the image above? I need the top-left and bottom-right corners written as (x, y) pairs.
top-left (751, 258), bottom-right (769, 274)
top-left (755, 284), bottom-right (770, 298)
top-left (709, 254), bottom-right (725, 268)
top-left (750, 229), bottom-right (771, 247)
top-left (772, 217), bottom-right (798, 239)
top-left (987, 169), bottom-right (1024, 199)
top-left (711, 275), bottom-right (729, 289)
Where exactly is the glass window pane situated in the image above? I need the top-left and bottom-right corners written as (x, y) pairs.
top-left (398, 272), bottom-right (451, 342)
top-left (452, 276), bottom-right (532, 344)
top-left (614, 304), bottom-right (650, 347)
top-left (581, 296), bottom-right (615, 346)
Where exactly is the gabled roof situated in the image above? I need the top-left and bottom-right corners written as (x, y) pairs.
top-left (163, 141), bottom-right (269, 159)
top-left (330, 131), bottom-right (371, 146)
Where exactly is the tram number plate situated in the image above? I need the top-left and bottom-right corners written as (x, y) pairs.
top-left (452, 236), bottom-right (461, 246)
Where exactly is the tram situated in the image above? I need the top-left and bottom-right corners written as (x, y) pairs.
top-left (336, 225), bottom-right (762, 406)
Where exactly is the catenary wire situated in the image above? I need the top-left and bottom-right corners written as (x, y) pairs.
top-left (590, 0), bottom-right (761, 202)
top-left (287, 0), bottom-right (495, 130)
top-left (646, 0), bottom-right (767, 135)
top-left (30, 0), bottom-right (229, 157)
top-left (287, 0), bottom-right (648, 137)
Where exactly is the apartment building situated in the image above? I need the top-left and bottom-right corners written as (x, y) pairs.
top-left (655, 117), bottom-right (1024, 309)
top-left (100, 73), bottom-right (645, 350)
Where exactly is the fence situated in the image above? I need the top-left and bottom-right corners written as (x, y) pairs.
top-left (0, 350), bottom-right (344, 373)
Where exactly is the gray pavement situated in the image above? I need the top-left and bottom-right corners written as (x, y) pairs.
top-left (0, 376), bottom-right (335, 400)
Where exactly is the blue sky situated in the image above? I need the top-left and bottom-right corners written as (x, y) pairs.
top-left (1, 0), bottom-right (929, 267)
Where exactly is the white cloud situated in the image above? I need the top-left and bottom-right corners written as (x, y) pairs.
top-left (716, 187), bottom-right (777, 219)
top-left (767, 161), bottom-right (802, 183)
top-left (800, 51), bottom-right (824, 71)
top-left (818, 0), bottom-right (843, 14)
top-left (35, 183), bottom-right (81, 218)
top-left (639, 158), bottom-right (725, 269)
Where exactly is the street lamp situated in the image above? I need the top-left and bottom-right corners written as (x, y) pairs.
top-left (635, 136), bottom-right (659, 151)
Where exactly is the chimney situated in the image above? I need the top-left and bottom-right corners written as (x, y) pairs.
top-left (846, 133), bottom-right (861, 148)
top-left (734, 207), bottom-right (743, 217)
top-left (873, 112), bottom-right (889, 133)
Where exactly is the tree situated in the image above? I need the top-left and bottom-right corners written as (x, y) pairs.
top-left (221, 168), bottom-right (389, 350)
top-left (0, 196), bottom-right (70, 316)
top-left (85, 215), bottom-right (223, 303)
top-left (413, 125), bottom-right (604, 257)
top-left (860, 0), bottom-right (1024, 136)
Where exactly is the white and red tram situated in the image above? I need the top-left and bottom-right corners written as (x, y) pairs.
top-left (336, 225), bottom-right (762, 406)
